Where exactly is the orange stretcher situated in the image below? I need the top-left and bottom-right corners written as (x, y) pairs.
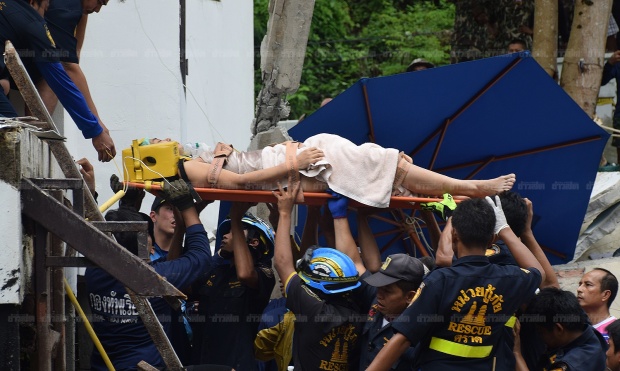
top-left (126, 181), bottom-right (451, 209)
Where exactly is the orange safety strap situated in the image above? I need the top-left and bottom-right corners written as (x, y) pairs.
top-left (207, 142), bottom-right (234, 188)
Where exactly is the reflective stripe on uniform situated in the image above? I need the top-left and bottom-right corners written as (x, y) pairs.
top-left (429, 337), bottom-right (493, 358)
top-left (505, 315), bottom-right (517, 328)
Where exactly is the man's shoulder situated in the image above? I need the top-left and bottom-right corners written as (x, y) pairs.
top-left (553, 326), bottom-right (607, 370)
top-left (47, 0), bottom-right (82, 12)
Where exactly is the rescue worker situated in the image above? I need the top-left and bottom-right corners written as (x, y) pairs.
top-left (606, 320), bottom-right (620, 371)
top-left (0, 0), bottom-right (115, 161)
top-left (349, 207), bottom-right (430, 370)
top-left (272, 181), bottom-right (372, 370)
top-left (516, 287), bottom-right (607, 370)
top-left (191, 203), bottom-right (276, 370)
top-left (366, 196), bottom-right (545, 370)
top-left (86, 179), bottom-right (217, 370)
top-left (360, 254), bottom-right (427, 370)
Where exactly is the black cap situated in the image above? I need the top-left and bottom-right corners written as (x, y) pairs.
top-left (151, 196), bottom-right (167, 211)
top-left (364, 254), bottom-right (425, 287)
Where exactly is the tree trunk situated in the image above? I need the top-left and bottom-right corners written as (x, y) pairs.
top-left (532, 0), bottom-right (558, 78)
top-left (253, 0), bottom-right (316, 135)
top-left (560, 0), bottom-right (612, 117)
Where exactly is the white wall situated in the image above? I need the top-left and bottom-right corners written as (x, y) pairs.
top-left (62, 0), bottom-right (255, 232)
top-left (0, 182), bottom-right (22, 304)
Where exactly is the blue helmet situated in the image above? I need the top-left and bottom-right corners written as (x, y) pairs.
top-left (296, 247), bottom-right (360, 294)
top-left (218, 213), bottom-right (275, 260)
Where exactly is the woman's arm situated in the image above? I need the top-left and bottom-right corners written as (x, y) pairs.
top-left (183, 147), bottom-right (324, 189)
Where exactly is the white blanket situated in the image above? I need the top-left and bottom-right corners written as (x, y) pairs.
top-left (262, 133), bottom-right (400, 208)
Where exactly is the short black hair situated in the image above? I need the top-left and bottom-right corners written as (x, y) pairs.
top-left (524, 287), bottom-right (587, 332)
top-left (451, 198), bottom-right (495, 249)
top-left (608, 320), bottom-right (620, 352)
top-left (508, 39), bottom-right (527, 48)
top-left (104, 208), bottom-right (147, 256)
top-left (499, 191), bottom-right (527, 237)
top-left (419, 256), bottom-right (436, 272)
top-left (594, 267), bottom-right (618, 308)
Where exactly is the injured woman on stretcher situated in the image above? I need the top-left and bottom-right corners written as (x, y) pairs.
top-left (148, 133), bottom-right (516, 208)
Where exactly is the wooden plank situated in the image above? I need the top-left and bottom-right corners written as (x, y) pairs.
top-left (21, 179), bottom-right (185, 298)
top-left (127, 289), bottom-right (184, 370)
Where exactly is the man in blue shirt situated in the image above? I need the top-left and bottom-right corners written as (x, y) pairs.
top-left (39, 0), bottom-right (113, 153)
top-left (367, 197), bottom-right (545, 371)
top-left (86, 179), bottom-right (217, 370)
top-left (0, 0), bottom-right (115, 162)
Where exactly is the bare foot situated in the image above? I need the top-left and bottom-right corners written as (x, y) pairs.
top-left (473, 174), bottom-right (516, 197)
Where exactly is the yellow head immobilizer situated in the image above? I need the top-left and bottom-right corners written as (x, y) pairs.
top-left (122, 139), bottom-right (181, 183)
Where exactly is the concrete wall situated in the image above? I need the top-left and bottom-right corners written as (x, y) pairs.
top-left (0, 181), bottom-right (23, 305)
top-left (0, 128), bottom-right (60, 304)
top-left (61, 0), bottom-right (255, 233)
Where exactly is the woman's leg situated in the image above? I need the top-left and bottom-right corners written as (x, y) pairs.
top-left (402, 163), bottom-right (515, 198)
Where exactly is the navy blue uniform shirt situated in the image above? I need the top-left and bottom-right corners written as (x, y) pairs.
top-left (192, 261), bottom-right (275, 371)
top-left (45, 0), bottom-right (83, 63)
top-left (0, 0), bottom-right (101, 137)
top-left (537, 325), bottom-right (607, 371)
top-left (392, 255), bottom-right (541, 370)
top-left (285, 273), bottom-right (376, 371)
top-left (86, 224), bottom-right (213, 371)
top-left (360, 300), bottom-right (418, 371)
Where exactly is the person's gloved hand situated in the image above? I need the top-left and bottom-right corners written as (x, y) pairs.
top-left (485, 195), bottom-right (509, 235)
top-left (110, 174), bottom-right (123, 193)
top-left (326, 189), bottom-right (348, 218)
top-left (162, 179), bottom-right (195, 211)
top-left (420, 193), bottom-right (456, 221)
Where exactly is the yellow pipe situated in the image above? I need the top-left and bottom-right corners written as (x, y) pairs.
top-left (98, 190), bottom-right (126, 214)
top-left (64, 278), bottom-right (115, 371)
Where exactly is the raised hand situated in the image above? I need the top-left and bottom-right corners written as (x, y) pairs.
top-left (273, 181), bottom-right (301, 215)
top-left (485, 195), bottom-right (509, 235)
top-left (326, 189), bottom-right (348, 219)
top-left (77, 158), bottom-right (95, 195)
top-left (162, 179), bottom-right (195, 211)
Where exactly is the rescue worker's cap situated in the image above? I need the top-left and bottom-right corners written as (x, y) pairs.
top-left (364, 254), bottom-right (426, 288)
top-left (151, 196), bottom-right (167, 212)
top-left (406, 58), bottom-right (435, 72)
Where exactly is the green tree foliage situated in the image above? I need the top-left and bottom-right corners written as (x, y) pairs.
top-left (254, 0), bottom-right (455, 119)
